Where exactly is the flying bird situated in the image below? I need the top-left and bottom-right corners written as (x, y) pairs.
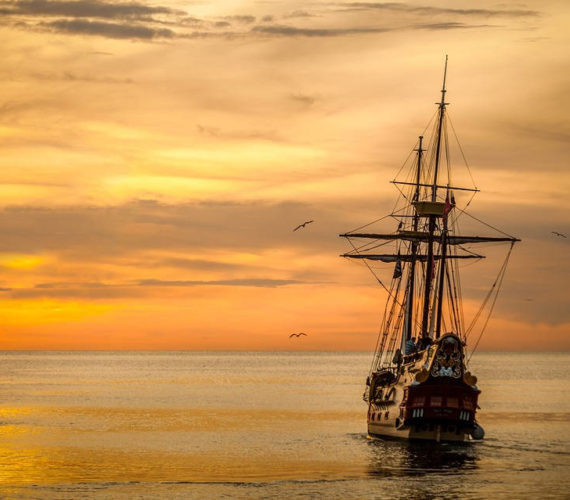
top-left (552, 231), bottom-right (567, 238)
top-left (293, 220), bottom-right (314, 232)
top-left (289, 332), bottom-right (308, 338)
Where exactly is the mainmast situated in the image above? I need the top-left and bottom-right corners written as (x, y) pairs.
top-left (435, 191), bottom-right (450, 337)
top-left (421, 55), bottom-right (448, 338)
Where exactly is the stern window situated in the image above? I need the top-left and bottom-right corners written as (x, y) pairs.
top-left (447, 397), bottom-right (459, 408)
top-left (430, 396), bottom-right (442, 407)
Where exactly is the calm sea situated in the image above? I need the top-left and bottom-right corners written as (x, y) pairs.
top-left (0, 351), bottom-right (568, 499)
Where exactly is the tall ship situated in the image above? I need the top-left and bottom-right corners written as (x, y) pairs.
top-left (340, 58), bottom-right (520, 442)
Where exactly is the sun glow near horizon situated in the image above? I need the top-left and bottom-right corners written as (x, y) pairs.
top-left (0, 0), bottom-right (568, 350)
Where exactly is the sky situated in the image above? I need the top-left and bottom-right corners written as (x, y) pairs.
top-left (0, 0), bottom-right (568, 351)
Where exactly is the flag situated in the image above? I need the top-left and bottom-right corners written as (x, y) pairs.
top-left (393, 254), bottom-right (402, 279)
top-left (443, 195), bottom-right (452, 220)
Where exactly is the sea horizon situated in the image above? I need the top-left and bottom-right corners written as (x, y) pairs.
top-left (2, 348), bottom-right (568, 353)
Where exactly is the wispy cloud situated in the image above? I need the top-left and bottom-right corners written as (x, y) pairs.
top-left (5, 276), bottom-right (305, 299)
top-left (196, 124), bottom-right (281, 141)
top-left (414, 22), bottom-right (492, 31)
top-left (41, 18), bottom-right (175, 38)
top-left (222, 15), bottom-right (256, 24)
top-left (290, 93), bottom-right (317, 107)
top-left (250, 21), bottom-right (495, 38)
top-left (0, 200), bottom-right (334, 257)
top-left (283, 10), bottom-right (317, 19)
top-left (151, 257), bottom-right (248, 272)
top-left (28, 71), bottom-right (134, 83)
top-left (2, 0), bottom-right (183, 20)
top-left (338, 3), bottom-right (540, 18)
top-left (1, 0), bottom-right (530, 41)
top-left (251, 24), bottom-right (391, 37)
top-left (0, 0), bottom-right (185, 39)
top-left (137, 278), bottom-right (302, 287)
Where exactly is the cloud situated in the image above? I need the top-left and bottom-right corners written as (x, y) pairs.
top-left (222, 15), bottom-right (255, 24)
top-left (6, 275), bottom-right (305, 300)
top-left (137, 278), bottom-right (302, 287)
top-left (41, 18), bottom-right (175, 38)
top-left (12, 284), bottom-right (141, 299)
top-left (0, 0), bottom-right (540, 41)
top-left (251, 24), bottom-right (391, 37)
top-left (283, 10), bottom-right (316, 19)
top-left (290, 93), bottom-right (317, 107)
top-left (34, 281), bottom-right (108, 289)
top-left (29, 70), bottom-right (134, 83)
top-left (338, 3), bottom-right (540, 18)
top-left (180, 16), bottom-right (202, 26)
top-left (0, 0), bottom-right (187, 39)
top-left (0, 199), bottom-right (339, 258)
top-left (251, 19), bottom-right (498, 38)
top-left (2, 0), bottom-right (182, 20)
top-left (196, 124), bottom-right (281, 141)
top-left (151, 257), bottom-right (247, 272)
top-left (415, 22), bottom-right (492, 31)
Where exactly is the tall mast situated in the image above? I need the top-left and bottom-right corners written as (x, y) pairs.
top-left (403, 135), bottom-right (424, 343)
top-left (435, 191), bottom-right (450, 337)
top-left (432, 54), bottom-right (448, 202)
top-left (421, 55), bottom-right (448, 337)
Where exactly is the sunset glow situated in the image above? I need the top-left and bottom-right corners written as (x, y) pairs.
top-left (0, 0), bottom-right (568, 350)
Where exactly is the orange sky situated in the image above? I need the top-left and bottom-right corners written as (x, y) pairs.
top-left (0, 0), bottom-right (568, 350)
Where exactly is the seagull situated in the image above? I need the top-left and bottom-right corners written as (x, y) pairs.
top-left (289, 332), bottom-right (308, 338)
top-left (293, 220), bottom-right (314, 232)
top-left (552, 231), bottom-right (567, 238)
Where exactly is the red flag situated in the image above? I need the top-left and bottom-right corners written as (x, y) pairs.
top-left (443, 195), bottom-right (452, 220)
top-left (393, 253), bottom-right (402, 279)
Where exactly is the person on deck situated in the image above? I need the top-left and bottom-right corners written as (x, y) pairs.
top-left (417, 336), bottom-right (433, 351)
top-left (405, 337), bottom-right (417, 355)
top-left (392, 348), bottom-right (403, 368)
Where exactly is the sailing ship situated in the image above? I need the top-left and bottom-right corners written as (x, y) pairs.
top-left (340, 57), bottom-right (520, 442)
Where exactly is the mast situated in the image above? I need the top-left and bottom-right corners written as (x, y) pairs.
top-left (421, 55), bottom-right (448, 337)
top-left (403, 136), bottom-right (424, 343)
top-left (432, 54), bottom-right (448, 203)
top-left (435, 191), bottom-right (450, 337)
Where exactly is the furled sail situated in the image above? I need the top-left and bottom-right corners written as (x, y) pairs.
top-left (339, 233), bottom-right (519, 244)
top-left (340, 253), bottom-right (483, 262)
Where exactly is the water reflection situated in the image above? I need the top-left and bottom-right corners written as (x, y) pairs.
top-left (366, 437), bottom-right (479, 477)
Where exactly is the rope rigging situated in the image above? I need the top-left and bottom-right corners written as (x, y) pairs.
top-left (466, 241), bottom-right (516, 364)
top-left (341, 84), bottom-right (519, 377)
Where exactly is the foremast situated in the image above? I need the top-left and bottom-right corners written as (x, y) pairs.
top-left (402, 135), bottom-right (423, 348)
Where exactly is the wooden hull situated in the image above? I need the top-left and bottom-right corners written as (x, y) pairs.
top-left (368, 419), bottom-right (471, 442)
top-left (365, 334), bottom-right (482, 443)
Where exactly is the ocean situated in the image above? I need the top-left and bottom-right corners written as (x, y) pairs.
top-left (0, 351), bottom-right (568, 499)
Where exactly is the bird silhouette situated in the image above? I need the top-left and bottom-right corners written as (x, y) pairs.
top-left (293, 220), bottom-right (314, 232)
top-left (289, 332), bottom-right (308, 338)
top-left (552, 231), bottom-right (567, 238)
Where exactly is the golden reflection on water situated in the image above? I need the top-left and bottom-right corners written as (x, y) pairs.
top-left (0, 444), bottom-right (363, 485)
top-left (0, 405), bottom-right (367, 485)
top-left (1, 406), bottom-right (361, 431)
